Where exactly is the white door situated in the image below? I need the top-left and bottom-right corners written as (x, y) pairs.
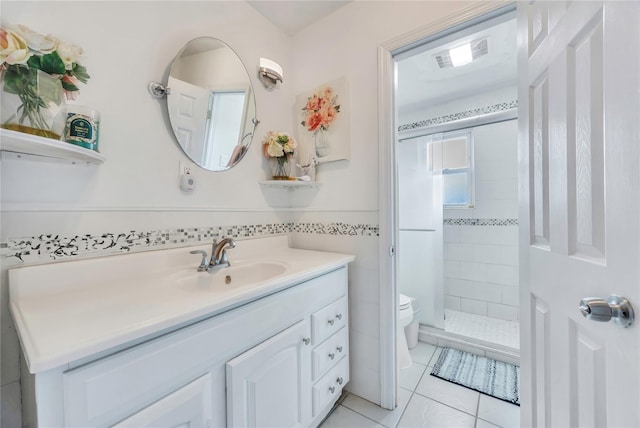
top-left (166, 76), bottom-right (211, 161)
top-left (519, 1), bottom-right (640, 427)
top-left (226, 320), bottom-right (312, 428)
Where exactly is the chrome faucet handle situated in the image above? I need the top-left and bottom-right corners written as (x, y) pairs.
top-left (213, 238), bottom-right (236, 267)
top-left (208, 239), bottom-right (219, 266)
top-left (220, 240), bottom-right (236, 263)
top-left (189, 250), bottom-right (209, 272)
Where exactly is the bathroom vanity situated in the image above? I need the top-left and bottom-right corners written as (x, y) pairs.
top-left (9, 236), bottom-right (354, 427)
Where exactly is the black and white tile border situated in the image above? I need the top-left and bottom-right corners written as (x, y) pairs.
top-left (4, 222), bottom-right (380, 262)
top-left (398, 100), bottom-right (518, 132)
top-left (291, 222), bottom-right (378, 236)
top-left (444, 218), bottom-right (518, 226)
top-left (4, 219), bottom-right (515, 262)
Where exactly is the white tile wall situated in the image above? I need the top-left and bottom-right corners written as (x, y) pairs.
top-left (1, 381), bottom-right (22, 428)
top-left (486, 264), bottom-right (518, 286)
top-left (443, 120), bottom-right (519, 322)
top-left (488, 303), bottom-right (520, 322)
top-left (502, 287), bottom-right (520, 307)
top-left (444, 295), bottom-right (461, 311)
top-left (460, 298), bottom-right (488, 316)
top-left (1, 267), bottom-right (22, 422)
top-left (350, 332), bottom-right (382, 374)
top-left (289, 213), bottom-right (381, 405)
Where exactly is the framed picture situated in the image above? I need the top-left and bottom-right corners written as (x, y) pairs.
top-left (296, 77), bottom-right (350, 164)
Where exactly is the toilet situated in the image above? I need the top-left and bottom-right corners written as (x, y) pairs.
top-left (398, 293), bottom-right (414, 369)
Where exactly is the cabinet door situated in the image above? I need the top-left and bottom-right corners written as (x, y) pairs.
top-left (226, 320), bottom-right (311, 427)
top-left (111, 374), bottom-right (212, 428)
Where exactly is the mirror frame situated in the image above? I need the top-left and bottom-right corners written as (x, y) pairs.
top-left (165, 36), bottom-right (258, 171)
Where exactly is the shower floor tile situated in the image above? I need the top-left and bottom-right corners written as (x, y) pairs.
top-left (444, 309), bottom-right (519, 349)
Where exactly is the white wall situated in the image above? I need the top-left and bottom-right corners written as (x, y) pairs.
top-left (0, 2), bottom-right (293, 425)
top-left (290, 0), bottom-right (482, 404)
top-left (1, 1), bottom-right (492, 422)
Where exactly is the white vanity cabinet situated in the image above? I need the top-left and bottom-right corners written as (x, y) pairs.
top-left (20, 265), bottom-right (350, 428)
top-left (111, 375), bottom-right (213, 428)
top-left (225, 294), bottom-right (350, 427)
top-left (226, 320), bottom-right (312, 427)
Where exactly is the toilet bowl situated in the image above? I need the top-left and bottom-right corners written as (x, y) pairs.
top-left (398, 293), bottom-right (414, 369)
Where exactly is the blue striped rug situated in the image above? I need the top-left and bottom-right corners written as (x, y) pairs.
top-left (430, 347), bottom-right (520, 406)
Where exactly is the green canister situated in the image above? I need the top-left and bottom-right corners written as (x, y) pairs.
top-left (64, 106), bottom-right (100, 151)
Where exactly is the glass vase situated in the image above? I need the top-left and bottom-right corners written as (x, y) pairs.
top-left (314, 128), bottom-right (330, 158)
top-left (1, 67), bottom-right (66, 139)
top-left (271, 157), bottom-right (291, 180)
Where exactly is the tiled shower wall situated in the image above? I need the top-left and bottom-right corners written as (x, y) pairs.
top-left (443, 119), bottom-right (519, 322)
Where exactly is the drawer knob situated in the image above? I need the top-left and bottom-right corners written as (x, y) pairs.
top-left (336, 345), bottom-right (343, 353)
top-left (328, 319), bottom-right (335, 326)
top-left (302, 337), bottom-right (311, 345)
top-left (328, 352), bottom-right (335, 360)
top-left (329, 386), bottom-right (336, 394)
top-left (336, 313), bottom-right (343, 320)
top-left (336, 377), bottom-right (344, 385)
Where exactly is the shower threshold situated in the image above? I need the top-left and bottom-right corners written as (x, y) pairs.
top-left (417, 309), bottom-right (520, 365)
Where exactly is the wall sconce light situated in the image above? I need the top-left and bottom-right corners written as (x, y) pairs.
top-left (258, 58), bottom-right (283, 89)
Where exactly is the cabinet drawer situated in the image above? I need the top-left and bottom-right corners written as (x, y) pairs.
top-left (312, 357), bottom-right (349, 417)
top-left (312, 327), bottom-right (348, 381)
top-left (311, 295), bottom-right (347, 345)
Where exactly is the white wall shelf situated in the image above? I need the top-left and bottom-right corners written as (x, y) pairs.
top-left (259, 180), bottom-right (321, 208)
top-left (0, 128), bottom-right (105, 165)
top-left (259, 180), bottom-right (321, 191)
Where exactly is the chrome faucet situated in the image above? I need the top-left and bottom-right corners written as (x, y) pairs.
top-left (189, 238), bottom-right (236, 272)
top-left (210, 238), bottom-right (236, 269)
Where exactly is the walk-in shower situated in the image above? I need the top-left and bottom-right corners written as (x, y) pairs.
top-left (394, 10), bottom-right (519, 361)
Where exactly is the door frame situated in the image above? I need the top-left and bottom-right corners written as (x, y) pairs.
top-left (377, 1), bottom-right (516, 410)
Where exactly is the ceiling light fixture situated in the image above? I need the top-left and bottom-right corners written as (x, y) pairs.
top-left (449, 43), bottom-right (473, 67)
top-left (434, 38), bottom-right (489, 69)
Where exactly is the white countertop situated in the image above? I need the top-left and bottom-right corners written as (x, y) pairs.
top-left (9, 236), bottom-right (354, 373)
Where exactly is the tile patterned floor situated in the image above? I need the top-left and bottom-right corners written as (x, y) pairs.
top-left (444, 310), bottom-right (520, 350)
top-left (320, 342), bottom-right (520, 428)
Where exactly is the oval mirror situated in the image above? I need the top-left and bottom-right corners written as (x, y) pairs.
top-left (166, 37), bottom-right (257, 171)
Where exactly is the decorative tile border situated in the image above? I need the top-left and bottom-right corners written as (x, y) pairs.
top-left (4, 218), bottom-right (516, 262)
top-left (444, 218), bottom-right (518, 226)
top-left (292, 222), bottom-right (379, 236)
top-left (4, 222), bottom-right (379, 262)
top-left (398, 100), bottom-right (518, 132)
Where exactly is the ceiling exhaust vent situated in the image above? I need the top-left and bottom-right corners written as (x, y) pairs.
top-left (435, 38), bottom-right (489, 68)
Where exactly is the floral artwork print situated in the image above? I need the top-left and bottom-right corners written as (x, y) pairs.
top-left (300, 86), bottom-right (340, 133)
top-left (295, 77), bottom-right (350, 164)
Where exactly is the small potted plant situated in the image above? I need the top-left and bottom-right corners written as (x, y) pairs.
top-left (262, 131), bottom-right (297, 180)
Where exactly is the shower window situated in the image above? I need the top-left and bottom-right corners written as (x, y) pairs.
top-left (429, 130), bottom-right (474, 207)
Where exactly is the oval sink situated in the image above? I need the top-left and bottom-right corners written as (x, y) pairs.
top-left (172, 261), bottom-right (288, 292)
